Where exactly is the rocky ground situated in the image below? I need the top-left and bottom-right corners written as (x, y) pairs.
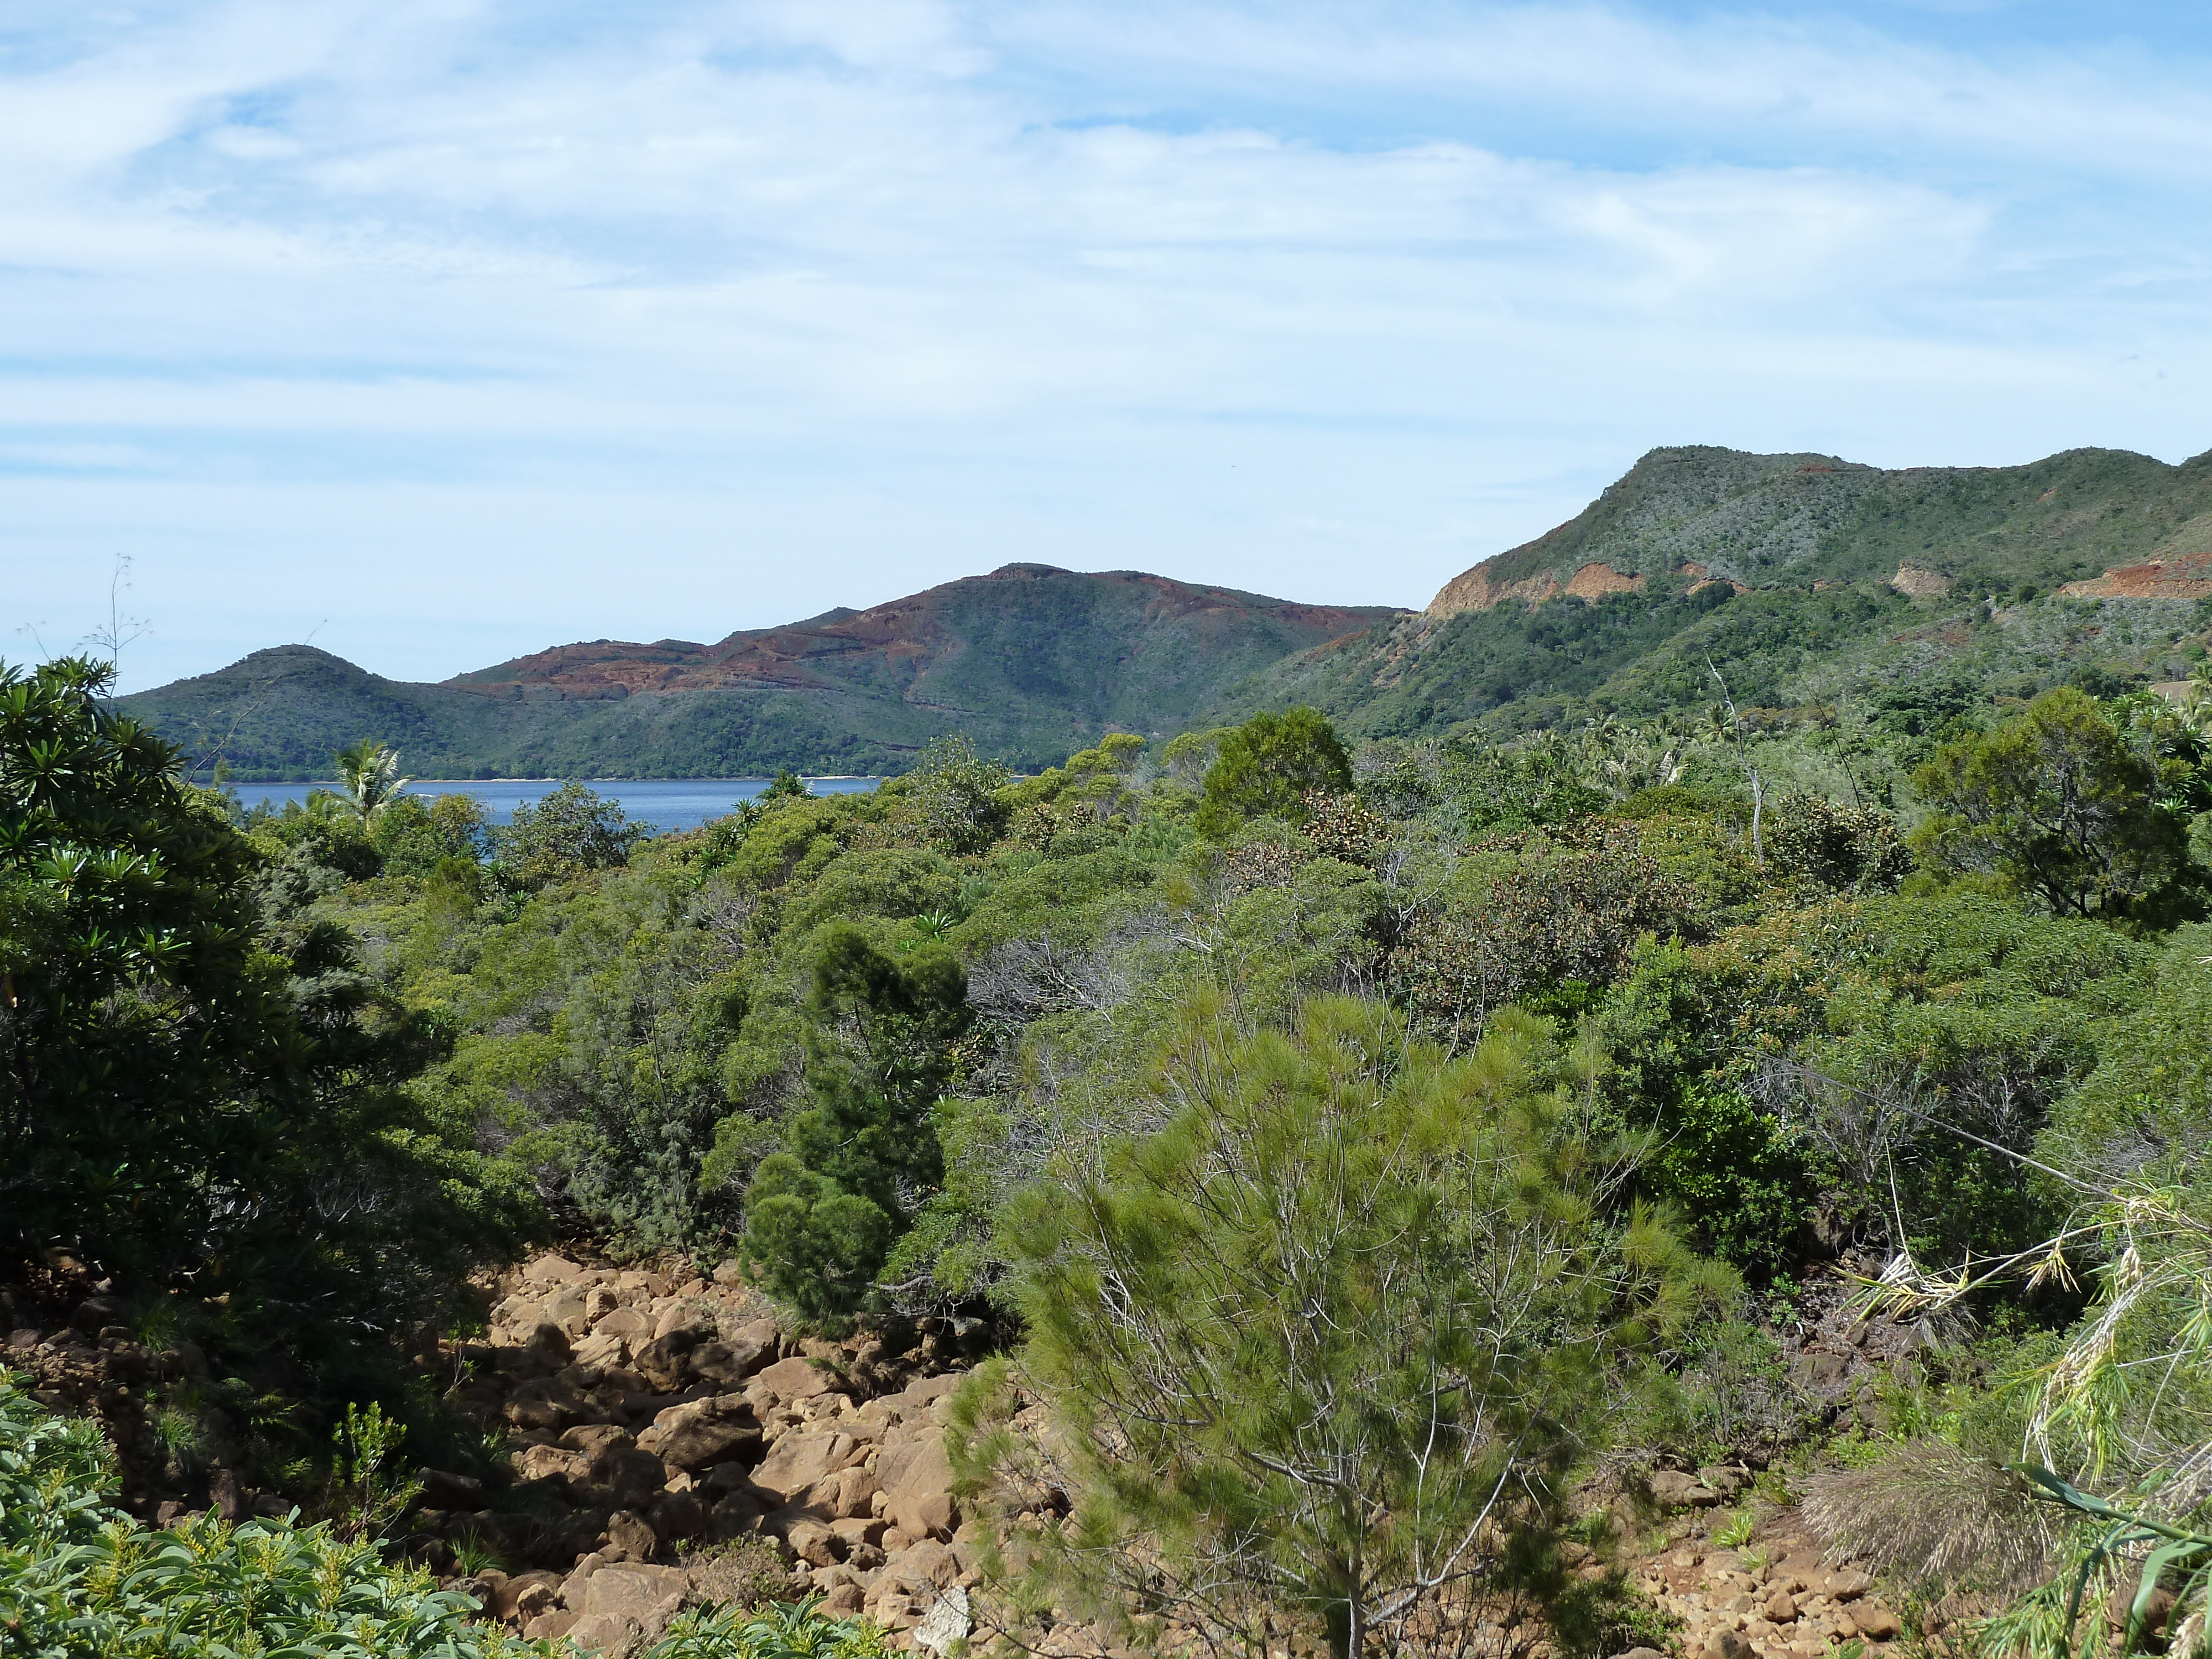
top-left (1, 1244), bottom-right (2023, 1659)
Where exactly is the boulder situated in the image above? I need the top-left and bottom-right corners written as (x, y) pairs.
top-left (523, 1610), bottom-right (579, 1641)
top-left (632, 1332), bottom-right (701, 1392)
top-left (504, 1374), bottom-right (593, 1432)
top-left (877, 1434), bottom-right (959, 1538)
top-left (1825, 1568), bottom-right (1874, 1601)
top-left (572, 1331), bottom-right (627, 1371)
top-left (561, 1423), bottom-right (636, 1460)
top-left (592, 1306), bottom-right (652, 1342)
top-left (604, 1508), bottom-right (660, 1561)
top-left (1854, 1605), bottom-right (1903, 1642)
top-left (417, 1469), bottom-right (484, 1510)
top-left (588, 1446), bottom-right (673, 1512)
top-left (690, 1338), bottom-right (772, 1387)
top-left (785, 1516), bottom-right (846, 1568)
top-left (646, 1398), bottom-right (763, 1473)
top-left (508, 1443), bottom-right (583, 1485)
top-left (754, 1355), bottom-right (838, 1401)
top-left (708, 1490), bottom-right (764, 1541)
top-left (752, 1430), bottom-right (863, 1507)
top-left (648, 1489), bottom-right (707, 1544)
top-left (524, 1253), bottom-right (585, 1285)
top-left (1702, 1631), bottom-right (1754, 1659)
top-left (712, 1259), bottom-right (747, 1287)
top-left (1766, 1589), bottom-right (1798, 1623)
top-left (1648, 1469), bottom-right (1720, 1509)
top-left (914, 1586), bottom-right (973, 1658)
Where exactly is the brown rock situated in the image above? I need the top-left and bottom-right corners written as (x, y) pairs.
top-left (604, 1508), bottom-right (660, 1561)
top-left (572, 1331), bottom-right (628, 1371)
top-left (1827, 1569), bottom-right (1874, 1601)
top-left (593, 1306), bottom-right (653, 1342)
top-left (523, 1610), bottom-right (580, 1640)
top-left (561, 1423), bottom-right (637, 1460)
top-left (504, 1374), bottom-right (593, 1432)
top-left (1703, 1631), bottom-right (1755, 1659)
top-left (583, 1561), bottom-right (686, 1619)
top-left (786, 1517), bottom-right (846, 1568)
top-left (1766, 1589), bottom-right (1798, 1623)
top-left (1649, 1469), bottom-right (1720, 1509)
top-left (691, 1338), bottom-right (773, 1387)
top-left (649, 1398), bottom-right (763, 1472)
top-left (708, 1490), bottom-right (764, 1541)
top-left (633, 1332), bottom-right (701, 1392)
top-left (589, 1446), bottom-right (674, 1512)
top-left (567, 1613), bottom-right (638, 1653)
top-left (877, 1434), bottom-right (959, 1538)
top-left (1855, 1605), bottom-right (1902, 1641)
top-left (712, 1259), bottom-right (748, 1287)
top-left (755, 1355), bottom-right (838, 1401)
top-left (524, 1253), bottom-right (585, 1285)
top-left (830, 1465), bottom-right (880, 1520)
top-left (823, 1579), bottom-right (865, 1616)
top-left (648, 1489), bottom-right (707, 1543)
top-left (513, 1444), bottom-right (590, 1485)
top-left (753, 1430), bottom-right (863, 1506)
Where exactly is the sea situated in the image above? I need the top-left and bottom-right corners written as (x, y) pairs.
top-left (227, 776), bottom-right (880, 834)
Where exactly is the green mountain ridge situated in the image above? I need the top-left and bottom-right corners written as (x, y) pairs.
top-left (113, 445), bottom-right (2212, 778)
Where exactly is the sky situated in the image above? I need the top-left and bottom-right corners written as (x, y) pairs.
top-left (6, 2), bottom-right (2212, 692)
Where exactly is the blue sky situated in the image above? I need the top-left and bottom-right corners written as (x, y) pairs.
top-left (6, 1), bottom-right (2212, 692)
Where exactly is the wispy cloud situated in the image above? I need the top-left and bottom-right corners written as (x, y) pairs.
top-left (2, 1), bottom-right (2208, 688)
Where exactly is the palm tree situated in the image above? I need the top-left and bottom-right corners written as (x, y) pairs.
top-left (333, 739), bottom-right (410, 827)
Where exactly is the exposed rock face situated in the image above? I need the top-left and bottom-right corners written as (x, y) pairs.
top-left (1425, 560), bottom-right (1646, 617)
top-left (1889, 567), bottom-right (1954, 597)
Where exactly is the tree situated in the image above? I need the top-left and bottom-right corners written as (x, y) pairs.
top-left (333, 738), bottom-right (410, 827)
top-left (0, 657), bottom-right (535, 1345)
top-left (1196, 707), bottom-right (1352, 837)
top-left (492, 781), bottom-right (651, 890)
top-left (909, 734), bottom-right (1011, 855)
top-left (973, 994), bottom-right (1733, 1659)
top-left (1911, 688), bottom-right (2189, 919)
top-left (739, 926), bottom-right (971, 1323)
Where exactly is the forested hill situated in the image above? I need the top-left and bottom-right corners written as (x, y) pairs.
top-left (115, 565), bottom-right (1395, 779)
top-left (1217, 441), bottom-right (2212, 739)
top-left (117, 444), bottom-right (2212, 777)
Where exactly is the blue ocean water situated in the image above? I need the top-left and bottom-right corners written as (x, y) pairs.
top-left (228, 776), bottom-right (879, 833)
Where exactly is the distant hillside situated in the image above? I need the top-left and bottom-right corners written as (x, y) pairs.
top-left (118, 566), bottom-right (1395, 778)
top-left (1220, 444), bottom-right (2212, 738)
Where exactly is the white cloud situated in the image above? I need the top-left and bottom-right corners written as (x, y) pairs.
top-left (2, 1), bottom-right (2209, 691)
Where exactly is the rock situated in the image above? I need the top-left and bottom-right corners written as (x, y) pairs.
top-left (712, 1259), bottom-right (747, 1288)
top-left (567, 1613), bottom-right (638, 1652)
top-left (648, 1489), bottom-right (706, 1544)
top-left (823, 1579), bottom-right (866, 1616)
top-left (648, 1397), bottom-right (763, 1472)
top-left (589, 1446), bottom-right (673, 1512)
top-left (709, 1490), bottom-right (764, 1541)
top-left (523, 1610), bottom-right (580, 1640)
top-left (632, 1332), bottom-right (701, 1392)
top-left (572, 1331), bottom-right (628, 1370)
top-left (1855, 1605), bottom-right (1902, 1641)
top-left (754, 1355), bottom-right (838, 1401)
top-left (652, 1302), bottom-right (714, 1342)
top-left (829, 1465), bottom-right (879, 1520)
top-left (504, 1374), bottom-right (592, 1432)
top-left (1826, 1568), bottom-right (1874, 1601)
top-left (877, 1434), bottom-right (959, 1538)
top-left (752, 1430), bottom-right (863, 1506)
top-left (914, 1586), bottom-right (973, 1656)
top-left (418, 1469), bottom-right (484, 1509)
top-left (1703, 1631), bottom-right (1754, 1659)
top-left (1650, 1469), bottom-right (1721, 1509)
top-left (560, 1552), bottom-right (607, 1608)
top-left (513, 1444), bottom-right (589, 1484)
top-left (786, 1516), bottom-right (846, 1568)
top-left (525, 1253), bottom-right (585, 1285)
top-left (561, 1423), bottom-right (637, 1460)
top-left (604, 1508), bottom-right (661, 1561)
top-left (1698, 1465), bottom-right (1750, 1499)
top-left (69, 1296), bottom-right (129, 1334)
top-left (542, 1287), bottom-right (592, 1334)
top-left (582, 1559), bottom-right (686, 1619)
top-left (690, 1338), bottom-right (772, 1387)
top-left (1613, 1648), bottom-right (1667, 1659)
top-left (1766, 1589), bottom-right (1798, 1623)
top-left (592, 1305), bottom-right (651, 1341)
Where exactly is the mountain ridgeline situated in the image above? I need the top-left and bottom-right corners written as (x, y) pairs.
top-left (119, 444), bottom-right (2212, 776)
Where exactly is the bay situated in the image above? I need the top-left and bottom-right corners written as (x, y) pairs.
top-left (229, 776), bottom-right (879, 833)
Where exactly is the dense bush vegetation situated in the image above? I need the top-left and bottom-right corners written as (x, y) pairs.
top-left (18, 645), bottom-right (2212, 1655)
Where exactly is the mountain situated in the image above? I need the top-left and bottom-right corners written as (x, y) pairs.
top-left (118, 445), bottom-right (2212, 779)
top-left (118, 566), bottom-right (1395, 779)
top-left (1217, 444), bottom-right (2212, 738)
